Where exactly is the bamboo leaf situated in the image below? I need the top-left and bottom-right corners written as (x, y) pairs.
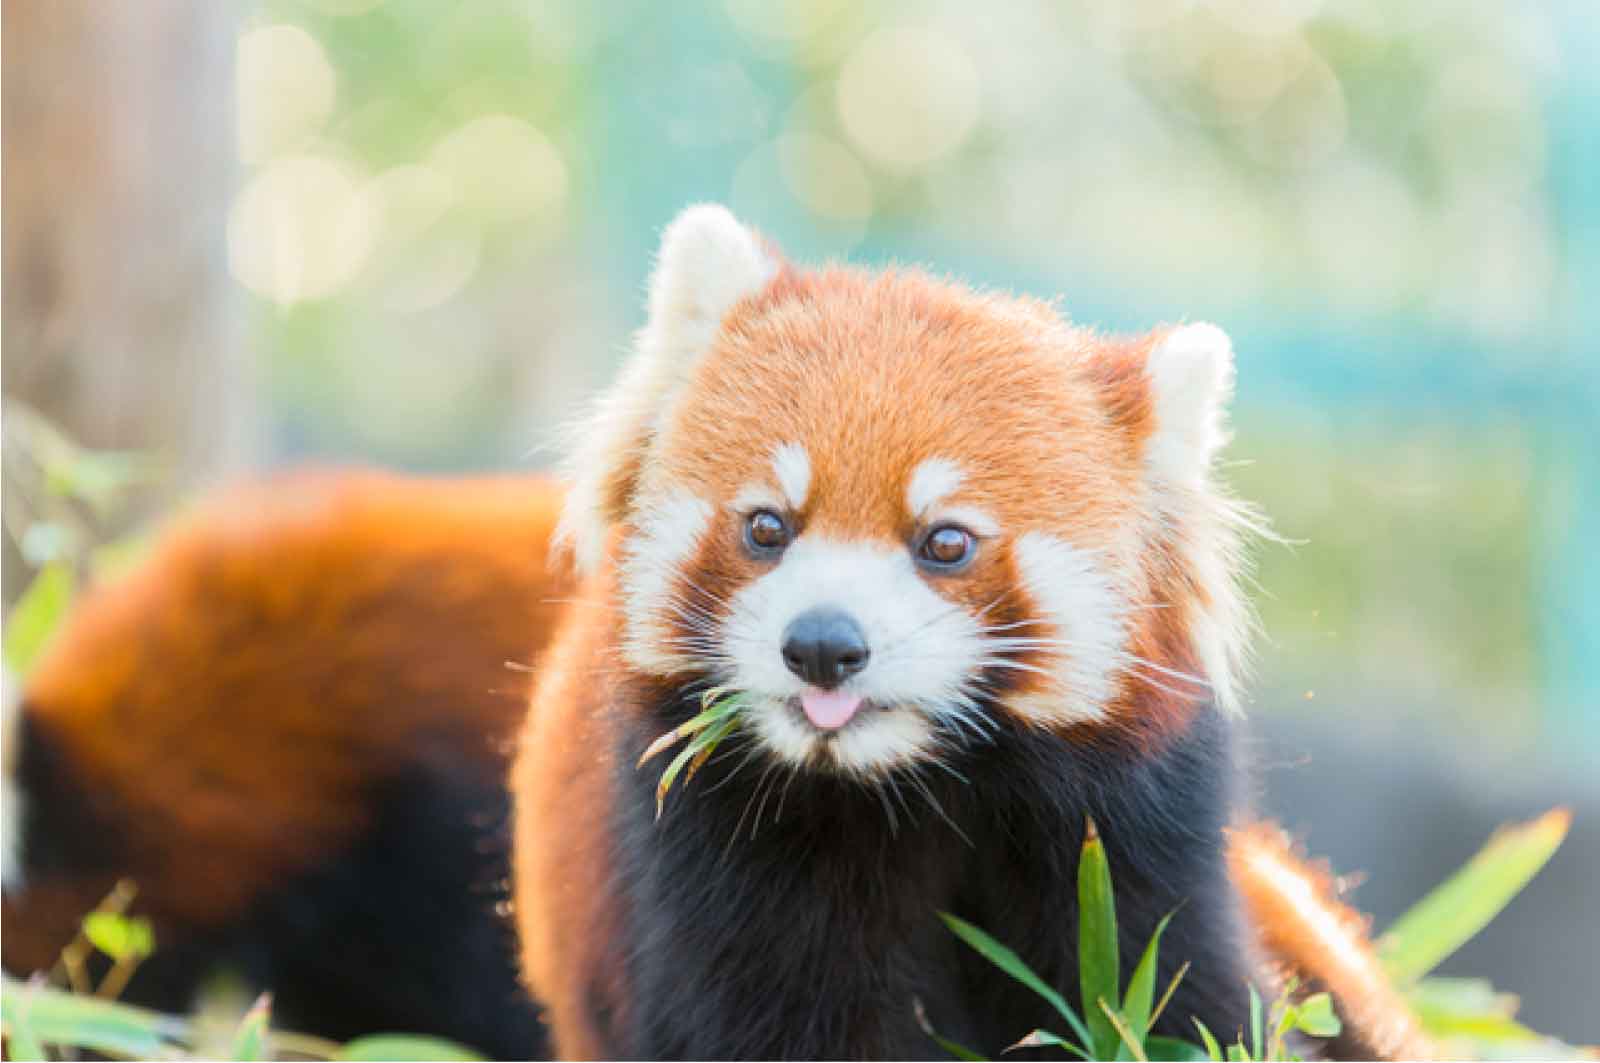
top-left (4, 562), bottom-right (75, 676)
top-left (1247, 984), bottom-right (1264, 1059)
top-left (228, 993), bottom-right (272, 1061)
top-left (1377, 808), bottom-right (1569, 985)
top-left (1403, 977), bottom-right (1570, 1052)
top-left (338, 1034), bottom-right (487, 1060)
top-left (1145, 1035), bottom-right (1211, 1062)
top-left (1148, 961), bottom-right (1191, 1032)
top-left (4, 980), bottom-right (50, 1062)
top-left (1004, 1029), bottom-right (1089, 1060)
top-left (683, 713), bottom-right (740, 785)
top-left (913, 997), bottom-right (990, 1062)
top-left (1100, 998), bottom-right (1149, 1063)
top-left (81, 912), bottom-right (155, 963)
top-left (637, 699), bottom-right (734, 767)
top-left (1077, 818), bottom-right (1121, 1060)
top-left (653, 711), bottom-right (741, 818)
top-left (1291, 993), bottom-right (1341, 1039)
top-left (1123, 910), bottom-right (1176, 1040)
top-left (0, 975), bottom-right (187, 1057)
top-left (940, 913), bottom-right (1093, 1050)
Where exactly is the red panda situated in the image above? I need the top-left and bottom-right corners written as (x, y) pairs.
top-left (510, 205), bottom-right (1430, 1059)
top-left (2, 469), bottom-right (572, 1058)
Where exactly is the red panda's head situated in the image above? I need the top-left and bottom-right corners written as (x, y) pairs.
top-left (560, 205), bottom-right (1258, 777)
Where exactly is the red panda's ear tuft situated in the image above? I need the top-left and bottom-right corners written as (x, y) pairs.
top-left (1143, 322), bottom-right (1236, 487)
top-left (555, 205), bottom-right (779, 572)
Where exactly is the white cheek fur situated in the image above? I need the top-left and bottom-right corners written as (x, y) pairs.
top-left (722, 537), bottom-right (985, 775)
top-left (621, 489), bottom-right (714, 675)
top-left (1009, 532), bottom-right (1128, 726)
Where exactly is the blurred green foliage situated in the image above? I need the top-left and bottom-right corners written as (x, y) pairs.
top-left (1231, 413), bottom-right (1541, 730)
top-left (0, 880), bottom-right (484, 1061)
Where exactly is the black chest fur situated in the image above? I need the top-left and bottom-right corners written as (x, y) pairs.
top-left (602, 696), bottom-right (1254, 1061)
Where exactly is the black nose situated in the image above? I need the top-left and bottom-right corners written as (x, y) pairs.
top-left (782, 608), bottom-right (870, 689)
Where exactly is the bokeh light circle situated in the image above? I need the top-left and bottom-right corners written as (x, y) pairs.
top-left (236, 24), bottom-right (337, 164)
top-left (429, 115), bottom-right (568, 225)
top-left (835, 28), bottom-right (981, 172)
top-left (228, 156), bottom-right (379, 304)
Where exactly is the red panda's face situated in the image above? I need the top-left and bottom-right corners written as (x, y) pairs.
top-left (562, 206), bottom-right (1253, 779)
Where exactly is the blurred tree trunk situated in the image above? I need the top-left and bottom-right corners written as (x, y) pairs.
top-left (2, 0), bottom-right (254, 603)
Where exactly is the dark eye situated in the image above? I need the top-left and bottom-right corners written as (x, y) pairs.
top-left (918, 525), bottom-right (976, 570)
top-left (744, 509), bottom-right (791, 556)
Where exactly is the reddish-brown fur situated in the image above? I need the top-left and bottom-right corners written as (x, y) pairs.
top-left (515, 259), bottom-right (1425, 1058)
top-left (3, 469), bottom-right (572, 976)
top-left (1228, 823), bottom-right (1435, 1059)
top-left (661, 269), bottom-right (1203, 742)
top-left (510, 552), bottom-right (629, 1060)
top-left (513, 267), bottom-right (1230, 1054)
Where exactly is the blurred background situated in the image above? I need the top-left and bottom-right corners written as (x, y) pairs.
top-left (3, 0), bottom-right (1596, 1044)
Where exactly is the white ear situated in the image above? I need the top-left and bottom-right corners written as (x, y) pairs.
top-left (1143, 322), bottom-right (1235, 485)
top-left (556, 204), bottom-right (777, 571)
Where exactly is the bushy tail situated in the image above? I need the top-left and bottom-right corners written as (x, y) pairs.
top-left (1226, 822), bottom-right (1434, 1061)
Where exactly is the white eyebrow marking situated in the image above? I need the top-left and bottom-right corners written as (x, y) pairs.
top-left (732, 483), bottom-right (785, 514)
top-left (907, 458), bottom-right (964, 517)
top-left (1010, 532), bottom-right (1128, 725)
top-left (933, 505), bottom-right (1000, 537)
top-left (772, 443), bottom-right (811, 509)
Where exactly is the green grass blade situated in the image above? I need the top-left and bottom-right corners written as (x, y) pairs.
top-left (1377, 808), bottom-right (1569, 985)
top-left (228, 993), bottom-right (272, 1061)
top-left (654, 741), bottom-right (702, 819)
top-left (1404, 977), bottom-right (1559, 1053)
top-left (1123, 910), bottom-right (1176, 1040)
top-left (1006, 1029), bottom-right (1090, 1060)
top-left (929, 1032), bottom-right (990, 1061)
top-left (4, 562), bottom-right (75, 675)
top-left (1077, 818), bottom-right (1121, 1060)
top-left (1191, 1020), bottom-right (1223, 1062)
top-left (82, 912), bottom-right (156, 962)
top-left (0, 975), bottom-right (188, 1057)
top-left (683, 712), bottom-right (741, 785)
top-left (338, 1034), bottom-right (487, 1060)
top-left (638, 693), bottom-right (744, 767)
top-left (1407, 1006), bottom-right (1547, 1047)
top-left (940, 913), bottom-right (1092, 1050)
top-left (912, 997), bottom-right (990, 1061)
top-left (1145, 1035), bottom-right (1211, 1062)
top-left (1147, 961), bottom-right (1191, 1032)
top-left (1292, 993), bottom-right (1341, 1039)
top-left (1100, 998), bottom-right (1149, 1063)
top-left (3, 982), bottom-right (50, 1062)
top-left (1247, 984), bottom-right (1263, 1058)
top-left (652, 710), bottom-right (741, 817)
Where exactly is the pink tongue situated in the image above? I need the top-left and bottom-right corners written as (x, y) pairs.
top-left (800, 689), bottom-right (863, 730)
